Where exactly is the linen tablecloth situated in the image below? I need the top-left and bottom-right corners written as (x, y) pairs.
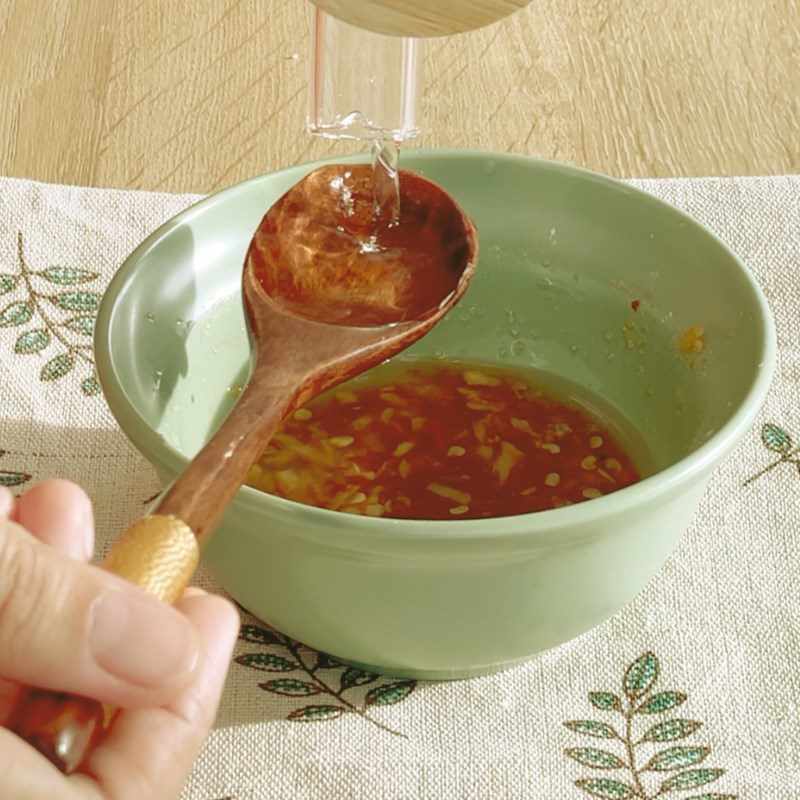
top-left (0, 173), bottom-right (798, 800)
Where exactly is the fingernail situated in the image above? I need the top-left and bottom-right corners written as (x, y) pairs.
top-left (89, 588), bottom-right (201, 688)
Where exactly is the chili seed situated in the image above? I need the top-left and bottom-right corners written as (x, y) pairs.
top-left (544, 472), bottom-right (561, 487)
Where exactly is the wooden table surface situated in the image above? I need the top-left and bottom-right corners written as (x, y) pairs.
top-left (1, 0), bottom-right (797, 194)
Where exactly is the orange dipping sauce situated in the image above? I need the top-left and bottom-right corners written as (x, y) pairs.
top-left (247, 361), bottom-right (642, 520)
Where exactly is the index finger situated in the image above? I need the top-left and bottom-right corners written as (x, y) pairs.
top-left (16, 479), bottom-right (94, 561)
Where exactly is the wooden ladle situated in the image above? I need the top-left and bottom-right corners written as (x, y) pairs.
top-left (10, 163), bottom-right (478, 772)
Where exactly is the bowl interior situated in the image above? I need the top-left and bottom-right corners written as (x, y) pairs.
top-left (101, 152), bottom-right (770, 496)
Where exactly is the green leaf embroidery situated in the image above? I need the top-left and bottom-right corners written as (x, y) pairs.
top-left (575, 778), bottom-right (633, 798)
top-left (260, 679), bottom-right (320, 697)
top-left (63, 315), bottom-right (96, 335)
top-left (565, 653), bottom-right (734, 799)
top-left (38, 266), bottom-right (99, 285)
top-left (50, 291), bottom-right (101, 312)
top-left (314, 653), bottom-right (344, 670)
top-left (566, 748), bottom-right (625, 769)
top-left (0, 450), bottom-right (31, 487)
top-left (683, 795), bottom-right (736, 800)
top-left (81, 377), bottom-right (102, 396)
top-left (14, 329), bottom-right (50, 354)
top-left (239, 625), bottom-right (283, 646)
top-left (623, 652), bottom-right (659, 699)
top-left (762, 423), bottom-right (792, 452)
top-left (41, 353), bottom-right (75, 381)
top-left (644, 719), bottom-right (702, 742)
top-left (646, 746), bottom-right (709, 771)
top-left (235, 653), bottom-right (296, 672)
top-left (365, 681), bottom-right (415, 706)
top-left (233, 624), bottom-right (412, 735)
top-left (589, 692), bottom-right (622, 711)
top-left (660, 768), bottom-right (724, 791)
top-left (565, 720), bottom-right (619, 739)
top-left (0, 301), bottom-right (33, 327)
top-left (9, 232), bottom-right (101, 399)
top-left (0, 470), bottom-right (32, 487)
top-left (287, 704), bottom-right (345, 721)
top-left (340, 667), bottom-right (379, 690)
top-left (637, 691), bottom-right (687, 714)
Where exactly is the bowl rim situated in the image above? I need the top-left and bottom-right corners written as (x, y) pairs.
top-left (96, 148), bottom-right (776, 545)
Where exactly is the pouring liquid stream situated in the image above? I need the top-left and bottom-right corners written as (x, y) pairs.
top-left (370, 138), bottom-right (401, 229)
top-left (303, 140), bottom-right (465, 326)
top-left (328, 138), bottom-right (401, 256)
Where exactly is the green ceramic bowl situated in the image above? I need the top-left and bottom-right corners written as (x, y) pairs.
top-left (96, 151), bottom-right (775, 679)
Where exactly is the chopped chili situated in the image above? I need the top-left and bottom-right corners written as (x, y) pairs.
top-left (247, 361), bottom-right (641, 520)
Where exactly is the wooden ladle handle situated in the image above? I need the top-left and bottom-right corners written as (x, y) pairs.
top-left (8, 515), bottom-right (200, 773)
top-left (156, 359), bottom-right (301, 539)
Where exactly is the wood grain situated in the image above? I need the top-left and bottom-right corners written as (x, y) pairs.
top-left (310, 0), bottom-right (531, 37)
top-left (0, 0), bottom-right (797, 194)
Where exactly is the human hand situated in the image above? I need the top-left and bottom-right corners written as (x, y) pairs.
top-left (0, 480), bottom-right (240, 799)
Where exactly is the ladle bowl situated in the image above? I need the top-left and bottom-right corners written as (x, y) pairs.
top-left (157, 163), bottom-right (477, 538)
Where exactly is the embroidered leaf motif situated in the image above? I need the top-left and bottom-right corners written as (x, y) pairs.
top-left (239, 625), bottom-right (283, 646)
top-left (589, 692), bottom-right (622, 711)
top-left (260, 679), bottom-right (321, 697)
top-left (314, 653), bottom-right (344, 670)
top-left (660, 768), bottom-right (724, 791)
top-left (51, 291), bottom-right (101, 312)
top-left (762, 423), bottom-right (792, 452)
top-left (575, 778), bottom-right (633, 798)
top-left (646, 746), bottom-right (709, 771)
top-left (644, 719), bottom-right (702, 742)
top-left (41, 353), bottom-right (75, 381)
top-left (0, 470), bottom-right (32, 487)
top-left (63, 315), bottom-right (96, 335)
top-left (365, 681), bottom-right (415, 706)
top-left (566, 748), bottom-right (625, 769)
top-left (0, 301), bottom-right (33, 327)
top-left (623, 652), bottom-right (659, 699)
top-left (235, 653), bottom-right (296, 672)
top-left (565, 720), bottom-right (619, 739)
top-left (287, 704), bottom-right (344, 721)
top-left (565, 653), bottom-right (733, 799)
top-left (683, 794), bottom-right (736, 800)
top-left (14, 329), bottom-right (50, 354)
top-left (0, 450), bottom-right (31, 487)
top-left (638, 691), bottom-right (687, 714)
top-left (233, 616), bottom-right (413, 736)
top-left (81, 377), bottom-right (102, 396)
top-left (38, 266), bottom-right (99, 285)
top-left (340, 667), bottom-right (379, 690)
top-left (10, 232), bottom-right (102, 398)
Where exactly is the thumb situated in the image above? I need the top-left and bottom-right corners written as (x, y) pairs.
top-left (0, 518), bottom-right (201, 708)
